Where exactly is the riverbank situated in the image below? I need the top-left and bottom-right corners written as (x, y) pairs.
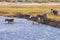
top-left (0, 2), bottom-right (60, 27)
top-left (1, 13), bottom-right (60, 28)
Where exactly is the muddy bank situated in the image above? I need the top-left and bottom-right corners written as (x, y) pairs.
top-left (14, 14), bottom-right (60, 28)
top-left (0, 13), bottom-right (60, 28)
top-left (41, 19), bottom-right (60, 28)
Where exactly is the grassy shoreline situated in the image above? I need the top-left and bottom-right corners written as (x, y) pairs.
top-left (0, 6), bottom-right (60, 27)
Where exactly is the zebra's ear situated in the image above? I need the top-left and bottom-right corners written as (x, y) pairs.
top-left (51, 9), bottom-right (53, 10)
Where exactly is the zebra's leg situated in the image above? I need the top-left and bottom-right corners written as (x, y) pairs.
top-left (5, 20), bottom-right (8, 23)
top-left (32, 21), bottom-right (34, 24)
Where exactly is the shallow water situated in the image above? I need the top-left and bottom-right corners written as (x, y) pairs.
top-left (0, 16), bottom-right (60, 40)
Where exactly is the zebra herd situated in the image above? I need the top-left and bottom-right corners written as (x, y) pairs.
top-left (5, 9), bottom-right (58, 24)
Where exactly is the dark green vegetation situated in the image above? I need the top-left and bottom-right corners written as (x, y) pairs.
top-left (0, 0), bottom-right (60, 3)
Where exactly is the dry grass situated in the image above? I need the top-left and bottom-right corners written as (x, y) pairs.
top-left (0, 6), bottom-right (60, 21)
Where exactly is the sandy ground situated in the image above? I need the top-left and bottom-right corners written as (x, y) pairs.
top-left (0, 2), bottom-right (60, 6)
